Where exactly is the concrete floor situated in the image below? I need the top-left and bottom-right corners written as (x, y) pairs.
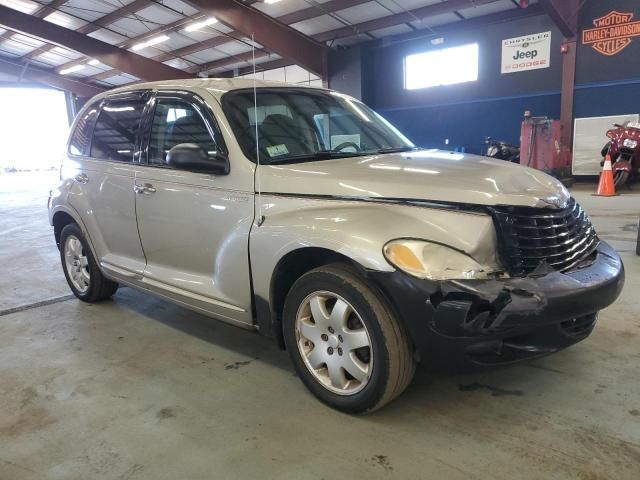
top-left (1, 171), bottom-right (639, 480)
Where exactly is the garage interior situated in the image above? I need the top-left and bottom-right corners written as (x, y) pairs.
top-left (1, 0), bottom-right (639, 478)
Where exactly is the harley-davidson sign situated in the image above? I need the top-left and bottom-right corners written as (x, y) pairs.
top-left (582, 10), bottom-right (640, 56)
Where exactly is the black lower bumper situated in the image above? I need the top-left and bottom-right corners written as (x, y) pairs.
top-left (367, 241), bottom-right (625, 369)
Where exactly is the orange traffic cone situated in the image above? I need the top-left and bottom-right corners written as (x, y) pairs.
top-left (594, 154), bottom-right (618, 197)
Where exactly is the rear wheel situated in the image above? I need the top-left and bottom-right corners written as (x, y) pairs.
top-left (283, 264), bottom-right (415, 414)
top-left (60, 223), bottom-right (118, 302)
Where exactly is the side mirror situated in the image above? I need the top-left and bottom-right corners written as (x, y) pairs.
top-left (166, 143), bottom-right (230, 175)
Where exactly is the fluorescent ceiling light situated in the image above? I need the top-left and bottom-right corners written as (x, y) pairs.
top-left (184, 17), bottom-right (218, 32)
top-left (1, 0), bottom-right (37, 14)
top-left (59, 64), bottom-right (85, 75)
top-left (131, 35), bottom-right (170, 51)
top-left (87, 59), bottom-right (100, 66)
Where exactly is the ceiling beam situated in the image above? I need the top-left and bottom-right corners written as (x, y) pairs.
top-left (314, 0), bottom-right (501, 42)
top-left (54, 12), bottom-right (209, 76)
top-left (199, 0), bottom-right (509, 75)
top-left (183, 0), bottom-right (327, 77)
top-left (219, 57), bottom-right (293, 78)
top-left (216, 4), bottom-right (546, 77)
top-left (539, 0), bottom-right (579, 38)
top-left (371, 3), bottom-right (545, 46)
top-left (276, 0), bottom-right (369, 25)
top-left (84, 0), bottom-right (366, 82)
top-left (198, 0), bottom-right (504, 73)
top-left (0, 5), bottom-right (191, 81)
top-left (0, 0), bottom-right (69, 43)
top-left (0, 56), bottom-right (105, 97)
top-left (20, 0), bottom-right (156, 62)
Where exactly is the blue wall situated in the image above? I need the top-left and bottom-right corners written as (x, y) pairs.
top-left (327, 0), bottom-right (640, 157)
top-left (358, 13), bottom-right (563, 155)
top-left (574, 79), bottom-right (640, 119)
top-left (574, 0), bottom-right (640, 120)
top-left (379, 91), bottom-right (561, 154)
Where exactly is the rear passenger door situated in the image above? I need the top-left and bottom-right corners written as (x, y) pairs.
top-left (66, 91), bottom-right (149, 278)
top-left (134, 91), bottom-right (254, 326)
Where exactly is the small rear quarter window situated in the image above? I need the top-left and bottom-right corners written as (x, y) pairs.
top-left (69, 101), bottom-right (100, 156)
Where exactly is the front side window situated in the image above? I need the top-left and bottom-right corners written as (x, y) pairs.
top-left (222, 88), bottom-right (414, 164)
top-left (404, 43), bottom-right (479, 90)
top-left (90, 99), bottom-right (146, 162)
top-left (69, 101), bottom-right (100, 156)
top-left (148, 99), bottom-right (219, 166)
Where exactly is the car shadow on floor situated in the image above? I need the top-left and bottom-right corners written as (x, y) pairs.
top-left (106, 285), bottom-right (583, 418)
top-left (109, 286), bottom-right (292, 372)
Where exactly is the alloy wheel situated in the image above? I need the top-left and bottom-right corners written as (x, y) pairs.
top-left (64, 235), bottom-right (90, 294)
top-left (295, 291), bottom-right (373, 395)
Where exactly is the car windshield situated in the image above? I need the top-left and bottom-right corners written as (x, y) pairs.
top-left (221, 88), bottom-right (414, 164)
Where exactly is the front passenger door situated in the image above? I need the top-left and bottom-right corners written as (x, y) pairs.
top-left (134, 92), bottom-right (254, 326)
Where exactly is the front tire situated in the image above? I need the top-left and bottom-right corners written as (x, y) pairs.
top-left (283, 264), bottom-right (415, 414)
top-left (60, 223), bottom-right (118, 302)
top-left (614, 169), bottom-right (630, 188)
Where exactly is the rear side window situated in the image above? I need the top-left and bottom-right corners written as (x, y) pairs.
top-left (148, 99), bottom-right (220, 166)
top-left (68, 101), bottom-right (100, 156)
top-left (90, 99), bottom-right (146, 162)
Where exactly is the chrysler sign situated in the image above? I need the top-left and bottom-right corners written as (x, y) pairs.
top-left (501, 31), bottom-right (551, 74)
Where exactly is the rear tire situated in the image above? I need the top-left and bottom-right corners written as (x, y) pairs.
top-left (283, 264), bottom-right (415, 414)
top-left (60, 223), bottom-right (118, 302)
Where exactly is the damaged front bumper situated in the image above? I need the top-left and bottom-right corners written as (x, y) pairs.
top-left (368, 241), bottom-right (624, 368)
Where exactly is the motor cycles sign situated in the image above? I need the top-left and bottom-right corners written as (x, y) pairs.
top-left (582, 11), bottom-right (640, 56)
top-left (501, 31), bottom-right (551, 74)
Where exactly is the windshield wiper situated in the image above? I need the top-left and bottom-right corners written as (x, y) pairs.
top-left (267, 151), bottom-right (368, 164)
top-left (377, 146), bottom-right (417, 154)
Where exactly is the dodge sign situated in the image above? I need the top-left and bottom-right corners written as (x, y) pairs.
top-left (501, 31), bottom-right (551, 74)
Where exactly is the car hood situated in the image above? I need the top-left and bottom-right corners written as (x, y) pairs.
top-left (260, 149), bottom-right (570, 208)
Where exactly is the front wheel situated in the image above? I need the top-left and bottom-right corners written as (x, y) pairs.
top-left (283, 264), bottom-right (415, 414)
top-left (614, 169), bottom-right (630, 188)
top-left (60, 223), bottom-right (118, 302)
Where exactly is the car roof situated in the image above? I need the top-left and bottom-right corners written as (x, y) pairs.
top-left (103, 77), bottom-right (322, 97)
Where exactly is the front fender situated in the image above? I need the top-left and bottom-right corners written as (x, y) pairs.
top-left (249, 195), bottom-right (500, 330)
top-left (613, 159), bottom-right (632, 172)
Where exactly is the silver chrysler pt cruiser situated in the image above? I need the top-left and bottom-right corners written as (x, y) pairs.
top-left (49, 79), bottom-right (624, 413)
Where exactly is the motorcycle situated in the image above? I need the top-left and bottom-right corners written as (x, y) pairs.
top-left (485, 137), bottom-right (520, 163)
top-left (601, 121), bottom-right (640, 187)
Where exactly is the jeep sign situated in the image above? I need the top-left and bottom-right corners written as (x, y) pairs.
top-left (501, 31), bottom-right (551, 74)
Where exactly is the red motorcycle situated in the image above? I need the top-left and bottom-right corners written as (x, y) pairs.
top-left (601, 121), bottom-right (640, 187)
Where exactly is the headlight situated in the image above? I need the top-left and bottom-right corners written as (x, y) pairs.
top-left (623, 139), bottom-right (638, 148)
top-left (487, 146), bottom-right (499, 157)
top-left (383, 239), bottom-right (497, 280)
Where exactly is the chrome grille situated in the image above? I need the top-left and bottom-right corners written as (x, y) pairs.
top-left (490, 198), bottom-right (599, 277)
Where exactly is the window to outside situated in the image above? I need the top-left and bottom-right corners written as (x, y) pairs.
top-left (222, 89), bottom-right (414, 164)
top-left (404, 43), bottom-right (479, 90)
top-left (149, 100), bottom-right (219, 166)
top-left (69, 101), bottom-right (100, 156)
top-left (90, 100), bottom-right (146, 162)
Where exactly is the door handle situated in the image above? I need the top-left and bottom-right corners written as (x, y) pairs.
top-left (74, 173), bottom-right (89, 184)
top-left (134, 183), bottom-right (156, 194)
